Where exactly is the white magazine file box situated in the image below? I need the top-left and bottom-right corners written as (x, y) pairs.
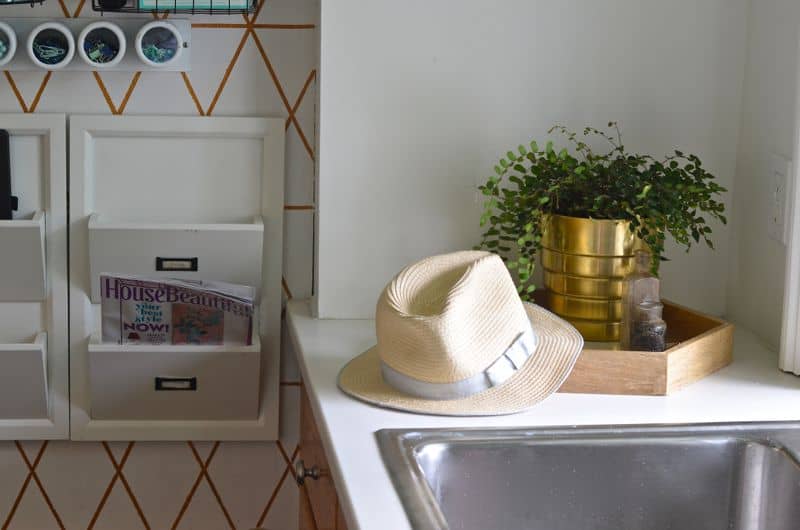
top-left (0, 211), bottom-right (46, 301)
top-left (88, 214), bottom-right (264, 303)
top-left (0, 333), bottom-right (48, 419)
top-left (89, 335), bottom-right (260, 420)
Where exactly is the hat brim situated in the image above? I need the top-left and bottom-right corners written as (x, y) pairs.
top-left (337, 303), bottom-right (584, 416)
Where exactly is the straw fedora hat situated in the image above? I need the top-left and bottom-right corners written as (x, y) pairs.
top-left (337, 250), bottom-right (583, 416)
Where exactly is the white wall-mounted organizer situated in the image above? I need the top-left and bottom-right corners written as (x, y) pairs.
top-left (0, 114), bottom-right (68, 440)
top-left (69, 115), bottom-right (285, 441)
top-left (0, 18), bottom-right (190, 72)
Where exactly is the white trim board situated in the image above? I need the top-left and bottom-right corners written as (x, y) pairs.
top-left (68, 115), bottom-right (285, 441)
top-left (781, 33), bottom-right (800, 376)
top-left (0, 114), bottom-right (68, 440)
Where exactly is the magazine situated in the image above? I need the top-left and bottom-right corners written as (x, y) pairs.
top-left (100, 274), bottom-right (255, 346)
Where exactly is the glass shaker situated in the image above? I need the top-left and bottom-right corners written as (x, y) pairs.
top-left (630, 300), bottom-right (667, 352)
top-left (620, 250), bottom-right (660, 349)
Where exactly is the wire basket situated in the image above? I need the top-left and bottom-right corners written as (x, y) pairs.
top-left (92, 0), bottom-right (256, 14)
top-left (0, 0), bottom-right (46, 6)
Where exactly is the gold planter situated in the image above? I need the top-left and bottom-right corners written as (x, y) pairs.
top-left (543, 270), bottom-right (624, 299)
top-left (541, 215), bottom-right (646, 341)
top-left (547, 292), bottom-right (623, 321)
top-left (541, 214), bottom-right (643, 256)
top-left (541, 249), bottom-right (635, 278)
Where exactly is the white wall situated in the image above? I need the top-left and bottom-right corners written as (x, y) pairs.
top-left (727, 0), bottom-right (800, 350)
top-left (316, 0), bottom-right (749, 319)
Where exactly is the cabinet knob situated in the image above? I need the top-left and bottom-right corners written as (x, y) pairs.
top-left (295, 459), bottom-right (321, 485)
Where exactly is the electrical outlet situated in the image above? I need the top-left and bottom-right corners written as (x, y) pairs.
top-left (768, 154), bottom-right (792, 245)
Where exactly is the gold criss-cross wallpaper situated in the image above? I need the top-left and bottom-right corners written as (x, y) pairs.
top-left (0, 0), bottom-right (317, 528)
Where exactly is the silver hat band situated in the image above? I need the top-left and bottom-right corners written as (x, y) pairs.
top-left (380, 325), bottom-right (538, 401)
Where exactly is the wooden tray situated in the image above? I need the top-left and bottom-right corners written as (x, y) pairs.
top-left (549, 299), bottom-right (734, 396)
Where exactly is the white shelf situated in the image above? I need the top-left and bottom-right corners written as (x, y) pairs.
top-left (0, 211), bottom-right (46, 302)
top-left (0, 333), bottom-right (48, 419)
top-left (89, 335), bottom-right (260, 421)
top-left (88, 213), bottom-right (264, 303)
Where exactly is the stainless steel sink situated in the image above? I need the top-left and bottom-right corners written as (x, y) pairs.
top-left (377, 423), bottom-right (800, 530)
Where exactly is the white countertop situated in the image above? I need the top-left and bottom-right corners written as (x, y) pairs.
top-left (286, 299), bottom-right (800, 530)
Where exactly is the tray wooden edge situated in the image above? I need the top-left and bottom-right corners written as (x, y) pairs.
top-left (557, 301), bottom-right (734, 396)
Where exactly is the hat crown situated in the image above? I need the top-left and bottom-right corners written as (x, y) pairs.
top-left (376, 251), bottom-right (531, 384)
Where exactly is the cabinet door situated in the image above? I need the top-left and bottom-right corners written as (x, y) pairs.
top-left (335, 502), bottom-right (349, 530)
top-left (299, 386), bottom-right (348, 530)
top-left (299, 482), bottom-right (318, 530)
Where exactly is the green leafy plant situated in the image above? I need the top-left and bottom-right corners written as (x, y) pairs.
top-left (478, 123), bottom-right (727, 300)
